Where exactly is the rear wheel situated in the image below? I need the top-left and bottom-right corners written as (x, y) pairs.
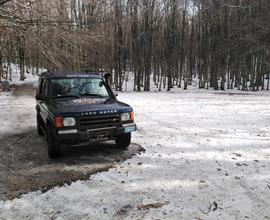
top-left (115, 133), bottom-right (131, 148)
top-left (37, 114), bottom-right (44, 136)
top-left (47, 125), bottom-right (61, 159)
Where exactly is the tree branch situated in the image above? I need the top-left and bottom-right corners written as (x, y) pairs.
top-left (0, 0), bottom-right (12, 6)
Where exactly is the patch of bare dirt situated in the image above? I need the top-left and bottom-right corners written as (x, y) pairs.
top-left (12, 83), bottom-right (35, 97)
top-left (0, 129), bottom-right (144, 200)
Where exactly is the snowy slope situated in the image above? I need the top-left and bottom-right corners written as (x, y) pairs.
top-left (0, 86), bottom-right (270, 219)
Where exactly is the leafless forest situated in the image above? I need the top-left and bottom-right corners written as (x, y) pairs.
top-left (0, 0), bottom-right (270, 91)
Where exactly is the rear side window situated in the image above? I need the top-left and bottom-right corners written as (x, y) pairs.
top-left (42, 80), bottom-right (48, 99)
top-left (37, 78), bottom-right (44, 96)
top-left (36, 78), bottom-right (48, 100)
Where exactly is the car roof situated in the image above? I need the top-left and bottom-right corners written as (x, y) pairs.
top-left (40, 71), bottom-right (103, 79)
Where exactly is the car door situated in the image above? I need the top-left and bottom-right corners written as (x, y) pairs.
top-left (36, 78), bottom-right (44, 116)
top-left (39, 79), bottom-right (49, 126)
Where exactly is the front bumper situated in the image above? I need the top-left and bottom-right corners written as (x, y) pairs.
top-left (53, 123), bottom-right (137, 144)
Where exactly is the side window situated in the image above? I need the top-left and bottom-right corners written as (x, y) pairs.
top-left (37, 78), bottom-right (44, 96)
top-left (42, 80), bottom-right (48, 99)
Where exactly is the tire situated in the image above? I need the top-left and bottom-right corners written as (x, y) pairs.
top-left (115, 133), bottom-right (131, 149)
top-left (37, 114), bottom-right (44, 136)
top-left (47, 125), bottom-right (61, 159)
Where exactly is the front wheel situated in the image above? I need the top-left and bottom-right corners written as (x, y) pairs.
top-left (47, 126), bottom-right (62, 159)
top-left (115, 133), bottom-right (131, 148)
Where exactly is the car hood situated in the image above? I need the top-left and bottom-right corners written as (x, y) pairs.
top-left (49, 97), bottom-right (132, 115)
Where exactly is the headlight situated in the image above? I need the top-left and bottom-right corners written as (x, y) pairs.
top-left (121, 112), bottom-right (130, 122)
top-left (63, 117), bottom-right (76, 127)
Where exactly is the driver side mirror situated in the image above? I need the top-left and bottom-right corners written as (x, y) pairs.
top-left (35, 94), bottom-right (45, 101)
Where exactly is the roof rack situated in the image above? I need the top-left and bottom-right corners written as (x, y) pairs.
top-left (40, 71), bottom-right (103, 78)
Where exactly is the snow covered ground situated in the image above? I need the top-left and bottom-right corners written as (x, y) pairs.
top-left (1, 77), bottom-right (270, 219)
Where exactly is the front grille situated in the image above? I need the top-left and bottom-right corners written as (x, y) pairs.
top-left (79, 114), bottom-right (120, 130)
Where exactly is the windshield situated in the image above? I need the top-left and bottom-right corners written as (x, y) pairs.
top-left (50, 78), bottom-right (110, 98)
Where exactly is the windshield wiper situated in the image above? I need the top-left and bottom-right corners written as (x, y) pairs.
top-left (79, 93), bottom-right (106, 98)
top-left (52, 95), bottom-right (81, 99)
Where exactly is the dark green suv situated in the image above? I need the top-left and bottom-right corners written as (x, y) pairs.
top-left (36, 71), bottom-right (137, 158)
